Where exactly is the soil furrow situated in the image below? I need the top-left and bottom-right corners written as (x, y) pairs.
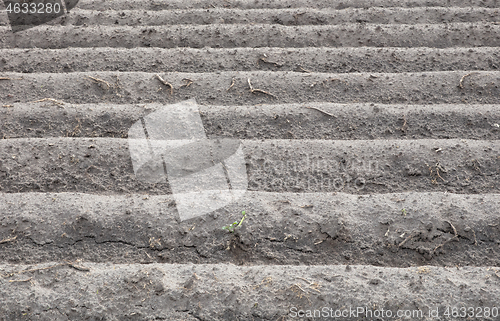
top-left (1, 47), bottom-right (499, 73)
top-left (1, 71), bottom-right (499, 105)
top-left (2, 7), bottom-right (499, 27)
top-left (1, 23), bottom-right (499, 49)
top-left (0, 138), bottom-right (498, 194)
top-left (1, 263), bottom-right (498, 320)
top-left (1, 103), bottom-right (500, 140)
top-left (73, 0), bottom-right (500, 10)
top-left (0, 192), bottom-right (499, 267)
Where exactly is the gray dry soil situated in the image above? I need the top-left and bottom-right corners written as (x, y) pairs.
top-left (1, 0), bottom-right (500, 320)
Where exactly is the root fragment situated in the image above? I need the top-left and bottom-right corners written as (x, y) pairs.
top-left (447, 220), bottom-right (458, 237)
top-left (2, 263), bottom-right (65, 277)
top-left (248, 78), bottom-right (276, 98)
top-left (227, 77), bottom-right (236, 91)
top-left (458, 72), bottom-right (478, 89)
top-left (296, 277), bottom-right (313, 284)
top-left (297, 66), bottom-right (312, 73)
top-left (87, 76), bottom-right (111, 89)
top-left (0, 235), bottom-right (17, 244)
top-left (1, 260), bottom-right (90, 278)
top-left (9, 277), bottom-right (32, 283)
top-left (66, 261), bottom-right (90, 272)
top-left (290, 284), bottom-right (313, 304)
top-left (32, 98), bottom-right (65, 105)
top-left (181, 78), bottom-right (193, 88)
top-left (258, 57), bottom-right (283, 67)
top-left (432, 221), bottom-right (459, 255)
top-left (427, 162), bottom-right (446, 184)
top-left (310, 78), bottom-right (342, 88)
top-left (155, 74), bottom-right (174, 95)
top-left (400, 114), bottom-right (408, 132)
top-left (294, 283), bottom-right (307, 293)
top-left (314, 239), bottom-right (325, 245)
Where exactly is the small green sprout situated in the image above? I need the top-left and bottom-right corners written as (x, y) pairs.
top-left (222, 211), bottom-right (247, 232)
top-left (401, 208), bottom-right (407, 216)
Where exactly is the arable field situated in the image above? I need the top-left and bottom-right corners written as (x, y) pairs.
top-left (1, 0), bottom-right (500, 320)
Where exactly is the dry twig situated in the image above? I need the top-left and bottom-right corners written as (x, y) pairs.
top-left (398, 232), bottom-right (414, 247)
